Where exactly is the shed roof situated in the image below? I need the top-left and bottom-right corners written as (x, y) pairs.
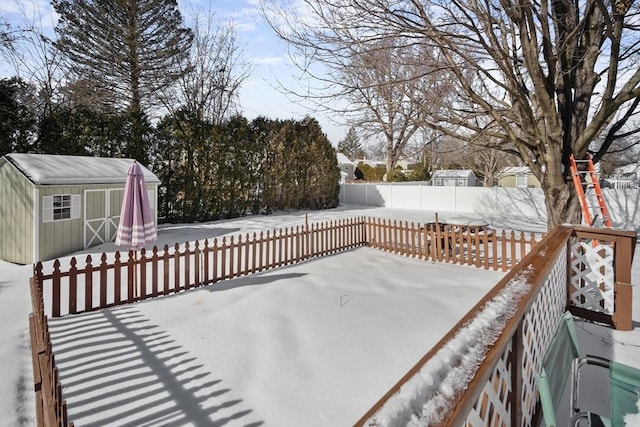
top-left (2, 153), bottom-right (161, 186)
top-left (499, 166), bottom-right (531, 176)
top-left (431, 169), bottom-right (476, 179)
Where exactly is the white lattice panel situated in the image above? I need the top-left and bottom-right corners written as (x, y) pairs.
top-left (464, 340), bottom-right (512, 427)
top-left (520, 249), bottom-right (567, 426)
top-left (569, 241), bottom-right (614, 314)
top-left (463, 249), bottom-right (567, 427)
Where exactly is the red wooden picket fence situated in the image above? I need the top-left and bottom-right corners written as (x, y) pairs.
top-left (34, 217), bottom-right (368, 317)
top-left (29, 275), bottom-right (73, 427)
top-left (28, 215), bottom-right (543, 427)
top-left (33, 217), bottom-right (542, 318)
top-left (366, 218), bottom-right (543, 271)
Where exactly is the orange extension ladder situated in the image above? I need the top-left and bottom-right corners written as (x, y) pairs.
top-left (569, 154), bottom-right (612, 228)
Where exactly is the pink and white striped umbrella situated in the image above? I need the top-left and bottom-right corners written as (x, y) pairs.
top-left (115, 161), bottom-right (156, 249)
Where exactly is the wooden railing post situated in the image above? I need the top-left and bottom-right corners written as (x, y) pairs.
top-left (612, 232), bottom-right (636, 331)
top-left (510, 320), bottom-right (524, 427)
top-left (569, 227), bottom-right (637, 330)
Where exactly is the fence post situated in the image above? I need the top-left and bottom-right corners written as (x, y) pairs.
top-left (501, 231), bottom-right (508, 271)
top-left (69, 257), bottom-right (77, 315)
top-left (114, 252), bottom-right (122, 304)
top-left (52, 260), bottom-right (61, 317)
top-left (127, 251), bottom-right (135, 302)
top-left (258, 232), bottom-right (264, 272)
top-left (249, 234), bottom-right (256, 274)
top-left (228, 237), bottom-right (235, 278)
top-left (163, 244), bottom-right (170, 294)
top-left (212, 238), bottom-right (219, 283)
top-left (243, 234), bottom-right (249, 276)
top-left (236, 235), bottom-right (243, 277)
top-left (151, 246), bottom-right (159, 295)
top-left (140, 248), bottom-right (148, 298)
top-left (85, 255), bottom-right (94, 311)
top-left (204, 239), bottom-right (210, 283)
top-left (174, 243), bottom-right (181, 291)
top-left (194, 240), bottom-right (201, 286)
top-left (100, 253), bottom-right (108, 308)
top-left (184, 242), bottom-right (191, 290)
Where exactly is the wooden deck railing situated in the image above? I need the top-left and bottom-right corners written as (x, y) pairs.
top-left (355, 226), bottom-right (637, 426)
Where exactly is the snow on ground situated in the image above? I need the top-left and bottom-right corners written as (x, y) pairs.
top-left (48, 248), bottom-right (503, 426)
top-left (0, 204), bottom-right (638, 426)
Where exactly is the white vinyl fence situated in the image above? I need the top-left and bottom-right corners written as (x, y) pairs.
top-left (340, 183), bottom-right (640, 230)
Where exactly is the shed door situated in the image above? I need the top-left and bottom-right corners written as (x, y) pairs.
top-left (84, 188), bottom-right (124, 248)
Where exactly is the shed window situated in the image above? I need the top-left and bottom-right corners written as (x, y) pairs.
top-left (516, 174), bottom-right (527, 188)
top-left (43, 194), bottom-right (81, 222)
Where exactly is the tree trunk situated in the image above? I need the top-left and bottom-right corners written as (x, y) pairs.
top-left (542, 180), bottom-right (582, 229)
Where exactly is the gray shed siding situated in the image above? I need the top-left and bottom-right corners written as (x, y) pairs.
top-left (36, 184), bottom-right (155, 262)
top-left (1, 154), bottom-right (160, 264)
top-left (38, 185), bottom-right (87, 263)
top-left (0, 161), bottom-right (35, 264)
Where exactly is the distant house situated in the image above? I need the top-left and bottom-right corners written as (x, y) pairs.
top-left (608, 162), bottom-right (640, 189)
top-left (337, 152), bottom-right (356, 182)
top-left (431, 169), bottom-right (478, 187)
top-left (0, 153), bottom-right (160, 264)
top-left (498, 166), bottom-right (541, 188)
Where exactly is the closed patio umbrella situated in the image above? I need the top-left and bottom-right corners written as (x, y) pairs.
top-left (115, 160), bottom-right (157, 298)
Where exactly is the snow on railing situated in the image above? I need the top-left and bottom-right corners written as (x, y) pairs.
top-left (356, 225), bottom-right (636, 426)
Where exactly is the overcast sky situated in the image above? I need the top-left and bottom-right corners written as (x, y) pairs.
top-left (1, 0), bottom-right (347, 144)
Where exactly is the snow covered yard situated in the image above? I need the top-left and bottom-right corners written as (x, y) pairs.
top-left (1, 204), bottom-right (639, 426)
top-left (47, 248), bottom-right (505, 426)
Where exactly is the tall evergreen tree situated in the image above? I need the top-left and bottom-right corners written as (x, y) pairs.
top-left (338, 126), bottom-right (366, 161)
top-left (52, 0), bottom-right (193, 163)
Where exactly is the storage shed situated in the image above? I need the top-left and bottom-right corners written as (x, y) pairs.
top-left (431, 169), bottom-right (478, 187)
top-left (0, 153), bottom-right (160, 264)
top-left (498, 166), bottom-right (541, 188)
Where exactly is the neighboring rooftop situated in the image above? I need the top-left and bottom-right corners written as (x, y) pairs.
top-left (336, 152), bottom-right (352, 164)
top-left (499, 166), bottom-right (532, 175)
top-left (2, 153), bottom-right (160, 186)
top-left (431, 169), bottom-right (476, 178)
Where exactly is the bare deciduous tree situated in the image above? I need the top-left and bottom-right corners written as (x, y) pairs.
top-left (261, 2), bottom-right (454, 174)
top-left (3, 5), bottom-right (63, 119)
top-left (263, 0), bottom-right (640, 228)
top-left (160, 10), bottom-right (253, 125)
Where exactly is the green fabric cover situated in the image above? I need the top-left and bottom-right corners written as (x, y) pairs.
top-left (610, 361), bottom-right (640, 426)
top-left (538, 313), bottom-right (581, 426)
